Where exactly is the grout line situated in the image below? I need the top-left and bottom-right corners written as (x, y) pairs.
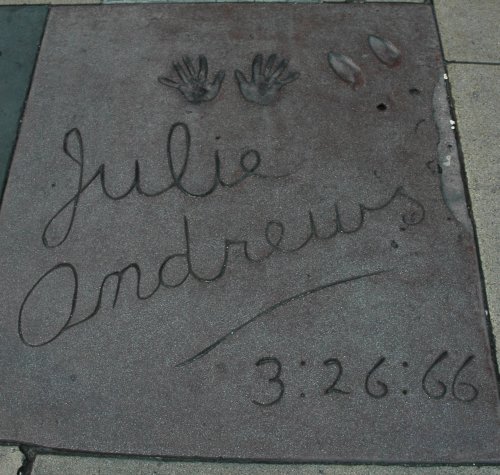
top-left (430, 0), bottom-right (500, 393)
top-left (447, 60), bottom-right (500, 66)
top-left (5, 440), bottom-right (500, 468)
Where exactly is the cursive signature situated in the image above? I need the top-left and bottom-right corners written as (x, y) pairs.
top-left (19, 185), bottom-right (423, 349)
top-left (42, 122), bottom-right (290, 249)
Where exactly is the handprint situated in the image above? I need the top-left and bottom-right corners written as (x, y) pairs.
top-left (158, 55), bottom-right (225, 104)
top-left (235, 54), bottom-right (300, 106)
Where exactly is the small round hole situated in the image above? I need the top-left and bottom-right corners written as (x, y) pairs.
top-left (300, 360), bottom-right (306, 366)
top-left (377, 103), bottom-right (387, 111)
top-left (409, 88), bottom-right (420, 95)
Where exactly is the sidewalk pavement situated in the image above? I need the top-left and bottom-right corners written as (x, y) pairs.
top-left (0, 0), bottom-right (498, 473)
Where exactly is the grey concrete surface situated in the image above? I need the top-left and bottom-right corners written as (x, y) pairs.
top-left (30, 457), bottom-right (500, 475)
top-left (366, 0), bottom-right (423, 3)
top-left (0, 446), bottom-right (23, 475)
top-left (434, 0), bottom-right (500, 63)
top-left (102, 0), bottom-right (344, 4)
top-left (0, 1), bottom-right (498, 464)
top-left (101, 0), bottom-right (423, 5)
top-left (447, 64), bottom-right (500, 365)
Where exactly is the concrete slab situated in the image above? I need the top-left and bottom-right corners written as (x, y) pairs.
top-left (30, 456), bottom-right (500, 475)
top-left (0, 2), bottom-right (498, 464)
top-left (0, 6), bottom-right (47, 201)
top-left (366, 1), bottom-right (424, 3)
top-left (101, 0), bottom-right (422, 4)
top-left (447, 64), bottom-right (500, 364)
top-left (0, 446), bottom-right (23, 475)
top-left (434, 0), bottom-right (500, 63)
top-left (103, 0), bottom-right (339, 4)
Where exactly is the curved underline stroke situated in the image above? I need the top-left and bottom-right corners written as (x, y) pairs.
top-left (176, 268), bottom-right (388, 367)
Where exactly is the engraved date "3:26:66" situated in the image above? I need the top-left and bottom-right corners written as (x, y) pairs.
top-left (251, 351), bottom-right (478, 407)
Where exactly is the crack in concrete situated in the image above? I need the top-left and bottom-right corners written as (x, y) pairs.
top-left (18, 445), bottom-right (36, 475)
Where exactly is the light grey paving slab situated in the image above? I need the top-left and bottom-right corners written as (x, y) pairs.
top-left (102, 1), bottom-right (420, 4)
top-left (366, 1), bottom-right (424, 3)
top-left (447, 64), bottom-right (500, 365)
top-left (0, 446), bottom-right (23, 475)
top-left (103, 0), bottom-right (334, 4)
top-left (30, 456), bottom-right (500, 475)
top-left (0, 2), bottom-right (498, 464)
top-left (434, 0), bottom-right (500, 63)
top-left (99, 0), bottom-right (424, 4)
